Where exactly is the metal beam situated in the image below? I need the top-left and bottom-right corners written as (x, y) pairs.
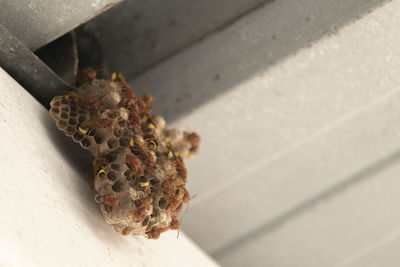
top-left (0, 24), bottom-right (71, 107)
top-left (0, 0), bottom-right (122, 51)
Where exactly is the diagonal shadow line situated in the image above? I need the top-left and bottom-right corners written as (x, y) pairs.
top-left (212, 147), bottom-right (400, 259)
top-left (132, 0), bottom-right (392, 123)
top-left (129, 0), bottom-right (276, 78)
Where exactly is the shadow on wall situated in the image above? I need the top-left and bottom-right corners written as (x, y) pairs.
top-left (213, 147), bottom-right (400, 258)
top-left (82, 0), bottom-right (390, 122)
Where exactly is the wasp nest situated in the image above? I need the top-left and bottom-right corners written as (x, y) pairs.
top-left (49, 69), bottom-right (200, 239)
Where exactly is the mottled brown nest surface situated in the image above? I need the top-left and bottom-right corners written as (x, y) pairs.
top-left (49, 69), bottom-right (199, 239)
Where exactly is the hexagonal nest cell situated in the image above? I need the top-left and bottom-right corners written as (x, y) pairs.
top-left (49, 69), bottom-right (200, 239)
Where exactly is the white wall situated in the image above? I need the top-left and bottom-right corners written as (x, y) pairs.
top-left (3, 0), bottom-right (400, 265)
top-left (127, 0), bottom-right (400, 266)
top-left (0, 68), bottom-right (218, 267)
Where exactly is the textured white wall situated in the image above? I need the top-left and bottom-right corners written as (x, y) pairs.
top-left (129, 0), bottom-right (400, 266)
top-left (0, 68), bottom-right (219, 267)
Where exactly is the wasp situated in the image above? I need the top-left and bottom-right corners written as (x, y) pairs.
top-left (169, 215), bottom-right (181, 231)
top-left (122, 227), bottom-right (131, 236)
top-left (110, 72), bottom-right (118, 81)
top-left (148, 140), bottom-right (157, 150)
top-left (97, 168), bottom-right (106, 177)
top-left (139, 176), bottom-right (149, 188)
top-left (126, 154), bottom-right (143, 177)
top-left (146, 228), bottom-right (161, 239)
top-left (83, 118), bottom-right (115, 130)
top-left (95, 195), bottom-right (121, 217)
top-left (137, 94), bottom-right (153, 116)
top-left (82, 96), bottom-right (100, 110)
top-left (77, 67), bottom-right (97, 82)
top-left (187, 132), bottom-right (200, 153)
top-left (170, 216), bottom-right (183, 238)
top-left (175, 157), bottom-right (187, 180)
top-left (129, 138), bottom-right (134, 147)
top-left (147, 122), bottom-right (156, 130)
top-left (76, 67), bottom-right (105, 85)
top-left (78, 126), bottom-right (94, 135)
top-left (145, 135), bottom-right (157, 151)
top-left (127, 197), bottom-right (152, 222)
top-left (167, 199), bottom-right (182, 211)
top-left (163, 177), bottom-right (176, 191)
top-left (167, 150), bottom-right (176, 160)
top-left (136, 98), bottom-right (147, 117)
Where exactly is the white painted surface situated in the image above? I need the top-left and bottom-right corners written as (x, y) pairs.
top-left (0, 67), bottom-right (218, 267)
top-left (219, 158), bottom-right (400, 267)
top-left (131, 0), bottom-right (389, 123)
top-left (185, 87), bottom-right (400, 255)
top-left (129, 0), bottom-right (400, 266)
top-left (339, 232), bottom-right (400, 267)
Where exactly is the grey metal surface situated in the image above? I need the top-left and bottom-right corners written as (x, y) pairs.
top-left (35, 32), bottom-right (78, 87)
top-left (0, 0), bottom-right (122, 51)
top-left (81, 0), bottom-right (267, 79)
top-left (0, 24), bottom-right (71, 107)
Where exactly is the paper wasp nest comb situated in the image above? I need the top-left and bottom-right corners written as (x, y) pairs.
top-left (49, 69), bottom-right (200, 239)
